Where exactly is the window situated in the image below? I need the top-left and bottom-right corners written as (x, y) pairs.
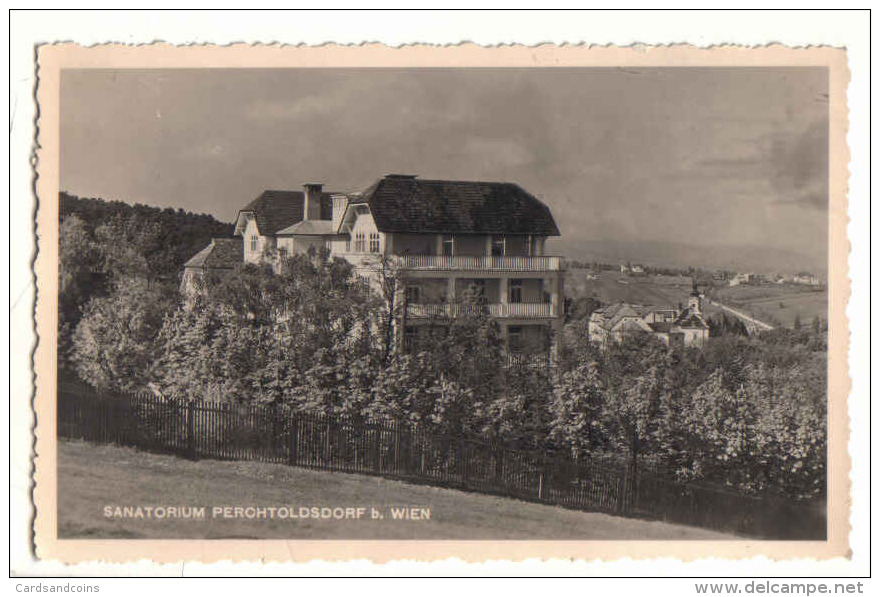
top-left (492, 235), bottom-right (506, 257)
top-left (508, 326), bottom-right (523, 353)
top-left (404, 326), bottom-right (419, 352)
top-left (369, 232), bottom-right (380, 253)
top-left (354, 232), bottom-right (365, 252)
top-left (405, 285), bottom-right (421, 304)
top-left (278, 247), bottom-right (288, 260)
top-left (528, 235), bottom-right (540, 256)
top-left (509, 279), bottom-right (523, 303)
top-left (441, 234), bottom-right (455, 257)
top-left (249, 235), bottom-right (259, 252)
top-left (539, 280), bottom-right (550, 304)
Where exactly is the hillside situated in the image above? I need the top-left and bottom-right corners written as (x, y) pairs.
top-left (709, 284), bottom-right (828, 328)
top-left (60, 191), bottom-right (234, 281)
top-left (57, 440), bottom-right (733, 540)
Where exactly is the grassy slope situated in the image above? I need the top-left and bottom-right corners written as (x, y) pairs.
top-left (567, 270), bottom-right (827, 328)
top-left (568, 271), bottom-right (693, 306)
top-left (710, 285), bottom-right (828, 328)
top-left (57, 440), bottom-right (732, 540)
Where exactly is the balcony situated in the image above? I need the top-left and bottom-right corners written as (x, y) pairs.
top-left (406, 302), bottom-right (558, 319)
top-left (393, 254), bottom-right (562, 272)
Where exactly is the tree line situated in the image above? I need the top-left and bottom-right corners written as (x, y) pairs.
top-left (60, 195), bottom-right (827, 503)
top-left (58, 192), bottom-right (232, 370)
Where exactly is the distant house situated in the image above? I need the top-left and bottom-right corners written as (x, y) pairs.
top-left (233, 185), bottom-right (345, 264)
top-left (588, 286), bottom-right (709, 348)
top-left (729, 272), bottom-right (765, 286)
top-left (792, 272), bottom-right (821, 286)
top-left (181, 237), bottom-right (243, 298)
top-left (630, 264), bottom-right (645, 275)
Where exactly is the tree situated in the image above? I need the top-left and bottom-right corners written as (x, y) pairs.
top-left (548, 360), bottom-right (604, 456)
top-left (59, 215), bottom-right (105, 369)
top-left (71, 277), bottom-right (175, 393)
top-left (155, 250), bottom-right (378, 406)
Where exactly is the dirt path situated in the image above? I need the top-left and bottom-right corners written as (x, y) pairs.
top-left (707, 299), bottom-right (774, 331)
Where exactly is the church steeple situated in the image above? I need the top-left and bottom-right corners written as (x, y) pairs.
top-left (688, 279), bottom-right (703, 314)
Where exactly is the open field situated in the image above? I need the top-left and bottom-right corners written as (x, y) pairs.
top-left (709, 284), bottom-right (828, 328)
top-left (567, 269), bottom-right (826, 329)
top-left (567, 270), bottom-right (694, 308)
top-left (567, 270), bottom-right (729, 321)
top-left (57, 440), bottom-right (733, 540)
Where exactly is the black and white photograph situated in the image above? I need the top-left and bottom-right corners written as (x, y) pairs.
top-left (24, 38), bottom-right (856, 569)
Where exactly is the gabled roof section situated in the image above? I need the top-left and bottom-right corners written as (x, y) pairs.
top-left (184, 237), bottom-right (243, 270)
top-left (237, 190), bottom-right (333, 236)
top-left (648, 321), bottom-right (674, 333)
top-left (355, 175), bottom-right (560, 236)
top-left (675, 310), bottom-right (710, 330)
top-left (276, 220), bottom-right (337, 236)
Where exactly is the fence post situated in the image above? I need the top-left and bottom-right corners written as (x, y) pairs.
top-left (459, 439), bottom-right (468, 487)
top-left (271, 401), bottom-right (280, 460)
top-left (616, 467), bottom-right (628, 514)
top-left (288, 414), bottom-right (299, 466)
top-left (186, 400), bottom-right (196, 460)
top-left (392, 422), bottom-right (400, 473)
top-left (373, 426), bottom-right (382, 473)
top-left (537, 466), bottom-right (544, 501)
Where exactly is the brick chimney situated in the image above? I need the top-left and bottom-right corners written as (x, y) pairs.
top-left (303, 183), bottom-right (323, 221)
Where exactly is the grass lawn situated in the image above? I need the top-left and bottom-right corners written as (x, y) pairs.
top-left (57, 440), bottom-right (733, 540)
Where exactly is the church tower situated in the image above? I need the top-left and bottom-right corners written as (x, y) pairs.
top-left (688, 280), bottom-right (703, 314)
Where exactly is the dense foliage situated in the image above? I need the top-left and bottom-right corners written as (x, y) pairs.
top-left (59, 192), bottom-right (233, 371)
top-left (62, 195), bottom-right (827, 502)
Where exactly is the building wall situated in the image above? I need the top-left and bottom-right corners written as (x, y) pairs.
top-left (679, 328), bottom-right (709, 347)
top-left (453, 235), bottom-right (487, 256)
top-left (403, 277), bottom-right (449, 303)
top-left (243, 218), bottom-right (272, 264)
top-left (293, 236), bottom-right (328, 254)
top-left (390, 233), bottom-right (435, 256)
top-left (347, 213), bottom-right (384, 254)
top-left (511, 278), bottom-right (545, 303)
top-left (455, 277), bottom-right (501, 302)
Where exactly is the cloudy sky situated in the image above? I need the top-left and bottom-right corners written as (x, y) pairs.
top-left (60, 67), bottom-right (828, 272)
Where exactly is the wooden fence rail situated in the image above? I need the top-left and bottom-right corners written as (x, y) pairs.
top-left (57, 383), bottom-right (825, 539)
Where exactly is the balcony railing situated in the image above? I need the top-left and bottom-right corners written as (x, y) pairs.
top-left (393, 254), bottom-right (561, 272)
top-left (406, 302), bottom-right (558, 319)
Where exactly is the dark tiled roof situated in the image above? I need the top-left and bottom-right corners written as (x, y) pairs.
top-left (184, 237), bottom-right (242, 270)
top-left (356, 175), bottom-right (560, 236)
top-left (675, 311), bottom-right (710, 330)
top-left (240, 190), bottom-right (333, 235)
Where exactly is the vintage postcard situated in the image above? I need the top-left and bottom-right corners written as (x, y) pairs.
top-left (32, 43), bottom-right (850, 564)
